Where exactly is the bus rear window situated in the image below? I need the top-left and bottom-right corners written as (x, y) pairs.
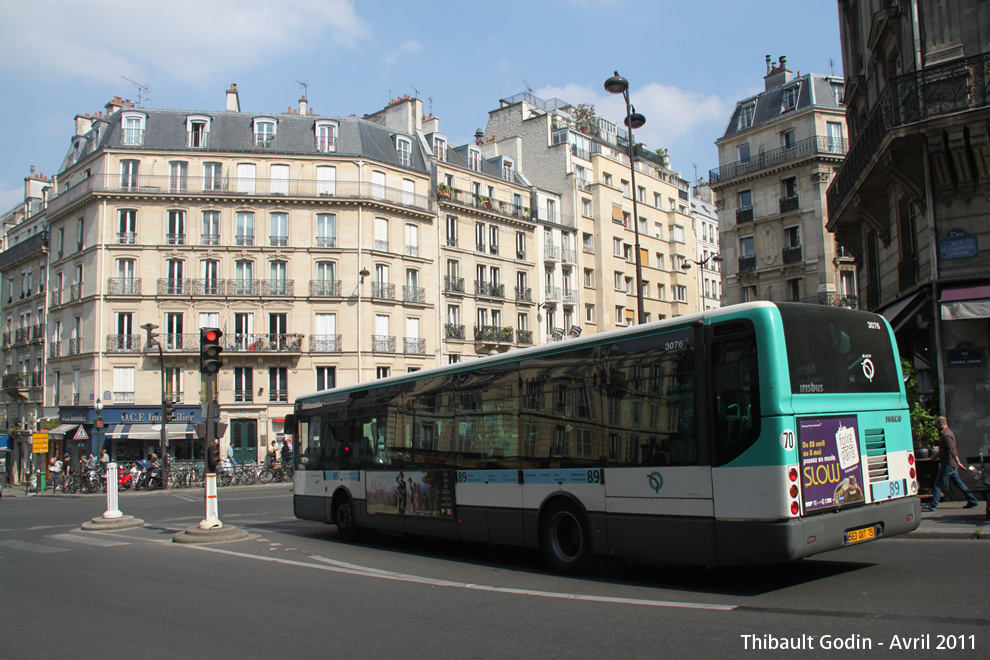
top-left (777, 303), bottom-right (899, 394)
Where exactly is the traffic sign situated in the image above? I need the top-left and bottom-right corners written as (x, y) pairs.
top-left (74, 426), bottom-right (89, 440)
top-left (32, 433), bottom-right (49, 454)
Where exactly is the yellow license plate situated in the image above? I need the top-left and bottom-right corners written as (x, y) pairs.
top-left (846, 526), bottom-right (876, 544)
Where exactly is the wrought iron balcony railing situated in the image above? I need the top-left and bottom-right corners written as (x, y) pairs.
top-left (739, 255), bottom-right (756, 274)
top-left (545, 286), bottom-right (562, 302)
top-left (201, 233), bottom-right (220, 246)
top-left (193, 279), bottom-right (225, 296)
top-left (473, 325), bottom-right (514, 343)
top-left (372, 335), bottom-right (396, 353)
top-left (118, 232), bottom-right (136, 244)
top-left (474, 281), bottom-right (505, 298)
top-left (779, 195), bottom-right (799, 214)
top-left (403, 285), bottom-right (425, 303)
top-left (158, 279), bottom-right (190, 295)
top-left (269, 389), bottom-right (289, 403)
top-left (404, 337), bottom-right (426, 355)
top-left (316, 236), bottom-right (336, 248)
top-left (229, 280), bottom-right (260, 296)
top-left (69, 338), bottom-right (81, 355)
top-left (162, 333), bottom-right (199, 352)
top-left (70, 283), bottom-right (82, 301)
top-left (544, 245), bottom-right (561, 261)
top-left (261, 280), bottom-right (293, 296)
top-left (107, 278), bottom-right (141, 295)
top-left (225, 333), bottom-right (303, 353)
top-left (828, 52), bottom-right (990, 221)
top-left (107, 334), bottom-right (142, 353)
top-left (309, 280), bottom-right (342, 297)
top-left (371, 282), bottom-right (395, 300)
top-left (709, 135), bottom-right (848, 184)
top-left (234, 390), bottom-right (254, 403)
top-left (515, 286), bottom-right (533, 302)
top-left (443, 276), bottom-right (465, 293)
top-left (516, 329), bottom-right (534, 345)
top-left (444, 323), bottom-right (465, 340)
top-left (801, 293), bottom-right (859, 309)
top-left (50, 289), bottom-right (62, 306)
top-left (269, 236), bottom-right (288, 247)
top-left (782, 246), bottom-right (803, 264)
top-left (736, 207), bottom-right (754, 224)
top-left (49, 341), bottom-right (61, 359)
top-left (310, 335), bottom-right (342, 352)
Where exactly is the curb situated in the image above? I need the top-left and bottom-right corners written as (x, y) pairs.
top-left (81, 514), bottom-right (145, 531)
top-left (172, 525), bottom-right (251, 544)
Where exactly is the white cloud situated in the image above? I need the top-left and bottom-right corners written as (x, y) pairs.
top-left (0, 182), bottom-right (24, 215)
top-left (383, 40), bottom-right (423, 66)
top-left (0, 0), bottom-right (371, 85)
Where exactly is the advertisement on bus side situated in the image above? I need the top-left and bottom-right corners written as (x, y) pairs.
top-left (366, 470), bottom-right (455, 517)
top-left (798, 416), bottom-right (866, 513)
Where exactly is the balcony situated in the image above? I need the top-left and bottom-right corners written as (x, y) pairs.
top-left (69, 338), bottom-right (81, 355)
top-left (403, 285), bottom-right (426, 303)
top-left (899, 254), bottom-right (917, 290)
top-left (516, 329), bottom-right (534, 345)
top-left (371, 282), bottom-right (396, 300)
top-left (200, 233), bottom-right (220, 246)
top-left (436, 187), bottom-right (532, 222)
top-left (50, 289), bottom-right (62, 306)
top-left (801, 293), bottom-right (859, 309)
top-left (234, 390), bottom-right (254, 403)
top-left (406, 244), bottom-right (419, 258)
top-left (828, 52), bottom-right (990, 222)
top-left (261, 280), bottom-right (294, 297)
top-left (107, 334), bottom-right (142, 353)
top-left (544, 245), bottom-right (561, 261)
top-left (515, 286), bottom-right (533, 302)
top-left (0, 230), bottom-right (48, 270)
top-left (444, 323), bottom-right (465, 340)
top-left (187, 130), bottom-right (209, 149)
top-left (229, 280), bottom-right (260, 296)
top-left (545, 286), bottom-right (562, 303)
top-left (234, 235), bottom-right (255, 247)
top-left (404, 337), bottom-right (426, 355)
top-left (443, 276), bottom-right (465, 294)
top-left (310, 335), bottom-right (342, 352)
top-left (14, 327), bottom-right (29, 344)
top-left (269, 389), bottom-right (288, 403)
top-left (709, 135), bottom-right (848, 184)
top-left (166, 234), bottom-right (186, 246)
top-left (1, 332), bottom-right (8, 346)
top-left (70, 283), bottom-right (82, 301)
top-left (374, 239), bottom-right (389, 252)
top-left (193, 279), bottom-right (225, 296)
top-left (316, 237), bottom-right (336, 248)
top-left (561, 248), bottom-right (577, 264)
top-left (779, 195), bottom-right (799, 214)
top-left (736, 207), bottom-right (754, 225)
top-left (226, 333), bottom-right (303, 353)
top-left (309, 280), bottom-right (342, 297)
top-left (475, 281), bottom-right (505, 298)
top-left (269, 236), bottom-right (288, 247)
top-left (118, 232), bottom-right (136, 244)
top-left (49, 342), bottom-right (61, 359)
top-left (108, 278), bottom-right (141, 295)
top-left (158, 279), bottom-right (190, 295)
top-left (739, 255), bottom-right (756, 274)
top-left (3, 372), bottom-right (41, 389)
top-left (473, 325), bottom-right (514, 343)
top-left (372, 335), bottom-right (396, 353)
top-left (562, 288), bottom-right (578, 303)
top-left (782, 245), bottom-right (803, 264)
top-left (162, 333), bottom-right (199, 352)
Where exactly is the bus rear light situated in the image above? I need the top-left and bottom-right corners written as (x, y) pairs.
top-left (789, 485), bottom-right (799, 498)
top-left (908, 453), bottom-right (915, 466)
top-left (909, 468), bottom-right (916, 479)
top-left (790, 501), bottom-right (800, 515)
top-left (807, 536), bottom-right (816, 544)
top-left (788, 467), bottom-right (798, 482)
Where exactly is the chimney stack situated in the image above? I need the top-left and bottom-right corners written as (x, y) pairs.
top-left (226, 84), bottom-right (241, 112)
top-left (299, 96), bottom-right (308, 115)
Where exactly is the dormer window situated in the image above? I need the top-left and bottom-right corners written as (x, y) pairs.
top-left (502, 159), bottom-right (514, 181)
top-left (738, 103), bottom-right (755, 130)
top-left (186, 115), bottom-right (211, 148)
top-left (395, 136), bottom-right (412, 167)
top-left (831, 82), bottom-right (845, 105)
top-left (253, 118), bottom-right (277, 148)
top-left (121, 112), bottom-right (146, 145)
top-left (781, 85), bottom-right (799, 112)
top-left (468, 148), bottom-right (481, 172)
top-left (315, 121), bottom-right (337, 152)
top-left (433, 136), bottom-right (447, 162)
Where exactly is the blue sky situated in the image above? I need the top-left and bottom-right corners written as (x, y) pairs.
top-left (0, 0), bottom-right (842, 211)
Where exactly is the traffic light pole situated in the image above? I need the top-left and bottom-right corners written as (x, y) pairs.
top-left (202, 372), bottom-right (222, 529)
top-left (141, 322), bottom-right (168, 489)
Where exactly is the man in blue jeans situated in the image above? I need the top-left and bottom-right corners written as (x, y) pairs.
top-left (923, 416), bottom-right (979, 511)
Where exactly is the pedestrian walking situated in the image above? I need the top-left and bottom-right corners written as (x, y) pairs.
top-left (923, 416), bottom-right (980, 511)
top-left (49, 456), bottom-right (63, 492)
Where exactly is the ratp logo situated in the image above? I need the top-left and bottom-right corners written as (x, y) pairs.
top-left (647, 471), bottom-right (663, 493)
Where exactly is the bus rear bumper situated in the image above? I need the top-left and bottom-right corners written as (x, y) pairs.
top-left (714, 497), bottom-right (921, 566)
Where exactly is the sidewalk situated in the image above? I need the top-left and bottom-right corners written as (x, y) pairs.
top-left (910, 500), bottom-right (989, 540)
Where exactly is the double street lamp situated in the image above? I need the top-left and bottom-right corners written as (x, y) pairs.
top-left (605, 71), bottom-right (647, 324)
top-left (682, 254), bottom-right (723, 309)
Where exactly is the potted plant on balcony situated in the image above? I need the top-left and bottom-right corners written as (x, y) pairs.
top-left (436, 183), bottom-right (452, 200)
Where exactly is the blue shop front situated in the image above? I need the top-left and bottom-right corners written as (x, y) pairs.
top-left (53, 404), bottom-right (205, 466)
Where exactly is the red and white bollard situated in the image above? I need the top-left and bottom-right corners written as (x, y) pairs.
top-left (199, 473), bottom-right (222, 529)
top-left (103, 463), bottom-right (123, 519)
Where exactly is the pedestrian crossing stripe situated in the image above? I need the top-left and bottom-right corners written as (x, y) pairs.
top-left (47, 533), bottom-right (129, 547)
top-left (0, 539), bottom-right (69, 554)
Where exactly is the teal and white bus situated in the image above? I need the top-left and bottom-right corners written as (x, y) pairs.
top-left (287, 302), bottom-right (920, 573)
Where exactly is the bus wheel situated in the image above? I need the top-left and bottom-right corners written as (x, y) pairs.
top-left (334, 494), bottom-right (359, 542)
top-left (540, 500), bottom-right (593, 575)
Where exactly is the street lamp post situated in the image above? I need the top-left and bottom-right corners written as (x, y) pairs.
top-left (681, 254), bottom-right (723, 310)
top-left (605, 71), bottom-right (647, 325)
top-left (94, 399), bottom-right (104, 460)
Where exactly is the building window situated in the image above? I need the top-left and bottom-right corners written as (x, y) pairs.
top-left (782, 85), bottom-right (799, 111)
top-left (253, 118), bottom-right (276, 147)
top-left (236, 212), bottom-right (254, 246)
top-left (121, 112), bottom-right (145, 145)
top-left (740, 236), bottom-right (755, 257)
top-left (118, 209), bottom-right (136, 244)
top-left (739, 103), bottom-right (755, 129)
top-left (468, 148), bottom-right (481, 172)
top-left (186, 116), bottom-right (211, 148)
top-left (671, 225), bottom-right (685, 243)
top-left (502, 159), bottom-right (513, 181)
top-left (376, 367), bottom-right (390, 380)
top-left (673, 285), bottom-right (687, 302)
top-left (445, 215), bottom-right (457, 247)
top-left (788, 279), bottom-right (801, 301)
top-left (269, 367), bottom-right (288, 402)
top-left (121, 159), bottom-right (140, 190)
top-left (167, 211), bottom-right (185, 245)
top-left (269, 213), bottom-right (288, 247)
top-left (783, 129), bottom-right (796, 149)
top-left (433, 136), bottom-right (447, 161)
top-left (783, 176), bottom-right (797, 199)
top-left (316, 213), bottom-right (336, 248)
top-left (581, 198), bottom-right (592, 218)
top-left (395, 136), bottom-right (412, 167)
top-left (583, 233), bottom-right (594, 253)
top-left (738, 190), bottom-right (752, 210)
top-left (737, 143), bottom-right (751, 164)
top-left (234, 367), bottom-right (253, 402)
top-left (204, 162), bottom-right (222, 191)
top-left (785, 226), bottom-right (800, 248)
top-left (315, 121), bottom-right (337, 152)
top-left (169, 161), bottom-right (188, 192)
top-left (316, 366), bottom-right (336, 391)
top-left (613, 238), bottom-right (623, 256)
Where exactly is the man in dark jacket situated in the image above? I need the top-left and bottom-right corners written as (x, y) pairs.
top-left (923, 416), bottom-right (979, 511)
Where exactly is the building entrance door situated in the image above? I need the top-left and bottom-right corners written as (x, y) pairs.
top-left (230, 419), bottom-right (257, 464)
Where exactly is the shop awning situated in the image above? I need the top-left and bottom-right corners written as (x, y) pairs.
top-left (879, 292), bottom-right (928, 332)
top-left (105, 423), bottom-right (196, 440)
top-left (47, 424), bottom-right (80, 439)
top-left (941, 284), bottom-right (990, 320)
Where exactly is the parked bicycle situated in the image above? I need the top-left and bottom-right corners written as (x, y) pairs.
top-left (259, 461), bottom-right (292, 484)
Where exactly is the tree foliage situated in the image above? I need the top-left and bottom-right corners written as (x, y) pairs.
top-left (901, 358), bottom-right (938, 447)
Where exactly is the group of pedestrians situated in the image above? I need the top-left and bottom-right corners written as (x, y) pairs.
top-left (47, 450), bottom-right (110, 492)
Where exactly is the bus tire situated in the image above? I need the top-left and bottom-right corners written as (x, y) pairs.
top-left (334, 493), bottom-right (359, 542)
top-left (539, 500), bottom-right (593, 575)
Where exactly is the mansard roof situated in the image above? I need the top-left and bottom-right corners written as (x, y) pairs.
top-left (720, 73), bottom-right (844, 139)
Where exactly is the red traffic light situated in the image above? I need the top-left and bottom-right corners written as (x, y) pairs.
top-left (204, 329), bottom-right (220, 343)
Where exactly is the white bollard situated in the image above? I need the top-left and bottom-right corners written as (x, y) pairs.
top-left (199, 473), bottom-right (223, 529)
top-left (102, 463), bottom-right (123, 519)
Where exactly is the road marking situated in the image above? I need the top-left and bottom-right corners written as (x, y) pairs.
top-left (170, 495), bottom-right (198, 503)
top-left (0, 539), bottom-right (70, 554)
top-left (179, 545), bottom-right (735, 611)
top-left (47, 533), bottom-right (129, 547)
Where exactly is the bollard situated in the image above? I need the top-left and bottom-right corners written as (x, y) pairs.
top-left (199, 473), bottom-right (223, 529)
top-left (103, 463), bottom-right (123, 519)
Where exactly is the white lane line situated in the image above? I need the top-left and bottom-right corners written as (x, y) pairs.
top-left (170, 495), bottom-right (198, 503)
top-left (47, 533), bottom-right (129, 547)
top-left (180, 545), bottom-right (735, 612)
top-left (161, 516), bottom-right (201, 522)
top-left (0, 539), bottom-right (70, 554)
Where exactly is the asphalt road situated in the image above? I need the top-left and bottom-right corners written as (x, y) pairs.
top-left (1, 487), bottom-right (987, 659)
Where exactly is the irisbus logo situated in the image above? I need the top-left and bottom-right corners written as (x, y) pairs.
top-left (886, 415), bottom-right (902, 423)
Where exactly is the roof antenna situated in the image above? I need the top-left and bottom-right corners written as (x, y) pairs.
top-left (294, 79), bottom-right (309, 97)
top-left (121, 76), bottom-right (151, 107)
top-left (828, 58), bottom-right (835, 76)
top-left (411, 85), bottom-right (419, 99)
top-left (428, 96), bottom-right (433, 115)
top-left (523, 79), bottom-right (533, 93)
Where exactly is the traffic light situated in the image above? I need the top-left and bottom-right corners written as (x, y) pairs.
top-left (200, 328), bottom-right (224, 374)
top-left (162, 398), bottom-right (175, 422)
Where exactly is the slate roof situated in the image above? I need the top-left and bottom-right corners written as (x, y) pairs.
top-left (61, 108), bottom-right (429, 176)
top-left (720, 73), bottom-right (844, 139)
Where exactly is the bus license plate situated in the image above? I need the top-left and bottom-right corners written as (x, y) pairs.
top-left (845, 526), bottom-right (876, 545)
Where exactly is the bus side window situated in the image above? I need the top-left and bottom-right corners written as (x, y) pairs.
top-left (711, 329), bottom-right (760, 467)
